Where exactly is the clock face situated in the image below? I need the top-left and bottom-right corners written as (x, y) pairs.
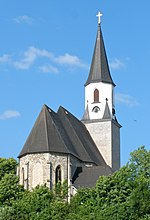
top-left (92, 106), bottom-right (100, 113)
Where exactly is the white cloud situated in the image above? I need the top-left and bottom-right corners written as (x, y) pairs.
top-left (14, 47), bottom-right (53, 70)
top-left (115, 93), bottom-right (139, 107)
top-left (13, 15), bottom-right (33, 25)
top-left (39, 64), bottom-right (59, 74)
top-left (14, 47), bottom-right (88, 71)
top-left (109, 58), bottom-right (125, 70)
top-left (55, 53), bottom-right (88, 68)
top-left (0, 54), bottom-right (11, 64)
top-left (0, 110), bottom-right (21, 120)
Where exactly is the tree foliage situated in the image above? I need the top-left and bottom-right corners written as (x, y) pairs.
top-left (0, 173), bottom-right (24, 206)
top-left (0, 158), bottom-right (24, 207)
top-left (0, 147), bottom-right (149, 219)
top-left (0, 158), bottom-right (17, 181)
top-left (68, 146), bottom-right (150, 220)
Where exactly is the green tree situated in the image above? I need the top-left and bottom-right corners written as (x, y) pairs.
top-left (0, 147), bottom-right (149, 220)
top-left (0, 185), bottom-right (69, 220)
top-left (0, 173), bottom-right (24, 206)
top-left (128, 146), bottom-right (150, 218)
top-left (54, 180), bottom-right (68, 200)
top-left (0, 158), bottom-right (17, 180)
top-left (13, 185), bottom-right (54, 220)
top-left (69, 146), bottom-right (150, 220)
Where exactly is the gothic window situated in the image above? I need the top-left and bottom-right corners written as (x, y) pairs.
top-left (55, 165), bottom-right (62, 184)
top-left (21, 167), bottom-right (25, 185)
top-left (94, 89), bottom-right (99, 102)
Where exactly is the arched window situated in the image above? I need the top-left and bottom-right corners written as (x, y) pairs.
top-left (21, 167), bottom-right (25, 185)
top-left (55, 165), bottom-right (62, 184)
top-left (94, 89), bottom-right (99, 102)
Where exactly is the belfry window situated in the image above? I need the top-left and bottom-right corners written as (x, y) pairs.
top-left (55, 165), bottom-right (62, 184)
top-left (94, 89), bottom-right (99, 102)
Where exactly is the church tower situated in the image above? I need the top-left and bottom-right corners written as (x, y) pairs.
top-left (18, 12), bottom-right (121, 195)
top-left (82, 12), bottom-right (121, 171)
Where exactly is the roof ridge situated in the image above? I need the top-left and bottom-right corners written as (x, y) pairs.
top-left (18, 105), bottom-right (49, 157)
top-left (47, 106), bottom-right (70, 154)
top-left (58, 107), bottom-right (85, 155)
top-left (58, 106), bottom-right (96, 163)
top-left (43, 105), bottom-right (52, 152)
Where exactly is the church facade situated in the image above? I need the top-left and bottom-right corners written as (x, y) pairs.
top-left (18, 13), bottom-right (121, 198)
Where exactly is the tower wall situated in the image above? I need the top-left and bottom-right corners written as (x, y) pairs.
top-left (85, 82), bottom-right (114, 120)
top-left (112, 121), bottom-right (120, 171)
top-left (84, 119), bottom-right (120, 171)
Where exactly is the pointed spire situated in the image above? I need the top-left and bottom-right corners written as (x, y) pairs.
top-left (103, 99), bottom-right (111, 119)
top-left (85, 17), bottom-right (115, 86)
top-left (82, 102), bottom-right (90, 121)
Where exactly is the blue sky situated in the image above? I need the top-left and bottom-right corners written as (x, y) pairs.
top-left (0, 0), bottom-right (150, 166)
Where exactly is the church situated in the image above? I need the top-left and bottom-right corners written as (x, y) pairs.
top-left (18, 12), bottom-right (121, 198)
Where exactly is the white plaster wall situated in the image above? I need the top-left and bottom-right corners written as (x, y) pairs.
top-left (85, 82), bottom-right (114, 120)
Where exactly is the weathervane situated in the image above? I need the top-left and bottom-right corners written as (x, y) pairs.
top-left (96, 11), bottom-right (103, 25)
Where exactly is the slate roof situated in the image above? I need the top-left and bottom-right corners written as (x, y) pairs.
top-left (73, 165), bottom-right (112, 188)
top-left (18, 105), bottom-right (106, 166)
top-left (19, 105), bottom-right (69, 156)
top-left (85, 25), bottom-right (115, 86)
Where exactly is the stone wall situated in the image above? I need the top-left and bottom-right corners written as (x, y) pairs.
top-left (85, 120), bottom-right (112, 167)
top-left (19, 151), bottom-right (98, 201)
top-left (84, 119), bottom-right (120, 171)
top-left (112, 120), bottom-right (120, 171)
top-left (19, 153), bottom-right (69, 190)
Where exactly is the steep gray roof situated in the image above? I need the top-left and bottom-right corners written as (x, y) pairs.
top-left (18, 105), bottom-right (70, 157)
top-left (18, 105), bottom-right (106, 166)
top-left (85, 25), bottom-right (115, 86)
top-left (73, 165), bottom-right (112, 188)
top-left (57, 106), bottom-right (106, 165)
